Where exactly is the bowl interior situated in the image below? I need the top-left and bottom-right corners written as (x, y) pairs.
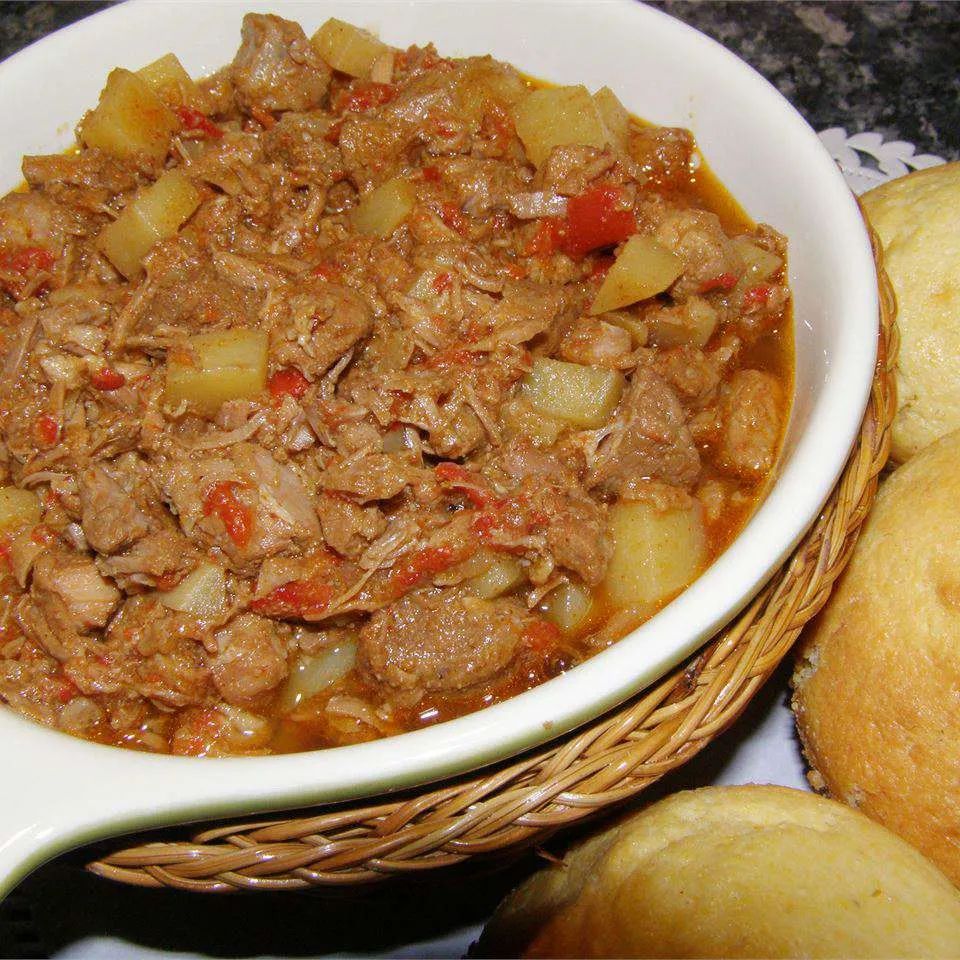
top-left (0, 0), bottom-right (877, 867)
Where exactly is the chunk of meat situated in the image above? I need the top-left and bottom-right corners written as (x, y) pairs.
top-left (22, 150), bottom-right (138, 193)
top-left (0, 192), bottom-right (70, 257)
top-left (537, 485), bottom-right (612, 586)
top-left (269, 282), bottom-right (374, 379)
top-left (31, 548), bottom-right (122, 634)
top-left (590, 365), bottom-right (700, 493)
top-left (629, 126), bottom-right (694, 187)
top-left (654, 208), bottom-right (744, 299)
top-left (714, 369), bottom-right (784, 480)
top-left (79, 464), bottom-right (151, 554)
top-left (338, 116), bottom-right (410, 191)
top-left (211, 613), bottom-right (288, 704)
top-left (170, 704), bottom-right (273, 756)
top-left (321, 453), bottom-right (421, 503)
top-left (317, 492), bottom-right (386, 558)
top-left (541, 146), bottom-right (615, 197)
top-left (558, 318), bottom-right (633, 369)
top-left (230, 13), bottom-right (331, 114)
top-left (359, 587), bottom-right (536, 694)
top-left (99, 529), bottom-right (198, 590)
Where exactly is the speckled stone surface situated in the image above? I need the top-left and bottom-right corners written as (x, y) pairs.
top-left (1, 0), bottom-right (957, 159)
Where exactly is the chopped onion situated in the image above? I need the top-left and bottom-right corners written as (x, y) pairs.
top-left (276, 641), bottom-right (357, 714)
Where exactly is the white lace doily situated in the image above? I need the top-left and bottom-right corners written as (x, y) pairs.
top-left (819, 127), bottom-right (946, 195)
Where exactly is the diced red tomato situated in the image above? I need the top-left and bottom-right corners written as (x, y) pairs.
top-left (742, 283), bottom-right (773, 307)
top-left (251, 579), bottom-right (334, 617)
top-left (589, 255), bottom-right (616, 280)
top-left (0, 246), bottom-right (56, 274)
top-left (422, 165), bottom-right (442, 183)
top-left (175, 106), bottom-right (223, 139)
top-left (202, 482), bottom-right (252, 549)
top-left (561, 184), bottom-right (636, 258)
top-left (90, 366), bottom-right (126, 391)
top-left (524, 217), bottom-right (565, 258)
top-left (522, 620), bottom-right (561, 653)
top-left (324, 119), bottom-right (344, 144)
top-left (438, 202), bottom-right (468, 235)
top-left (268, 367), bottom-right (311, 400)
top-left (35, 414), bottom-right (59, 447)
top-left (336, 82), bottom-right (397, 114)
top-left (435, 462), bottom-right (500, 509)
top-left (432, 272), bottom-right (452, 294)
top-left (312, 260), bottom-right (342, 281)
top-left (249, 105), bottom-right (276, 129)
top-left (422, 348), bottom-right (476, 370)
top-left (699, 272), bottom-right (738, 294)
top-left (390, 545), bottom-right (456, 590)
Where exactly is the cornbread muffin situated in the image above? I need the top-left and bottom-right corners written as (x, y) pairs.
top-left (793, 428), bottom-right (960, 885)
top-left (476, 785), bottom-right (960, 959)
top-left (861, 161), bottom-right (960, 462)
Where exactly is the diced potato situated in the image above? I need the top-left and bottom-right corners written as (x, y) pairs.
top-left (97, 170), bottom-right (201, 278)
top-left (590, 235), bottom-right (683, 315)
top-left (604, 499), bottom-right (707, 612)
top-left (137, 53), bottom-right (199, 108)
top-left (352, 177), bottom-right (416, 238)
top-left (604, 311), bottom-right (649, 347)
top-left (593, 87), bottom-right (631, 151)
top-left (79, 68), bottom-right (178, 162)
top-left (646, 297), bottom-right (718, 349)
top-left (542, 581), bottom-right (594, 633)
top-left (455, 60), bottom-right (529, 123)
top-left (0, 487), bottom-right (41, 533)
top-left (469, 556), bottom-right (525, 599)
top-left (501, 396), bottom-right (566, 447)
top-left (732, 237), bottom-right (783, 288)
top-left (522, 357), bottom-right (623, 429)
top-left (277, 642), bottom-right (357, 714)
top-left (311, 18), bottom-right (389, 78)
top-left (512, 85), bottom-right (610, 168)
top-left (165, 328), bottom-right (268, 415)
top-left (158, 562), bottom-right (227, 619)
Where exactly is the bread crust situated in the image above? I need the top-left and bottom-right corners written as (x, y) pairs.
top-left (477, 785), bottom-right (960, 958)
top-left (862, 161), bottom-right (960, 462)
top-left (793, 428), bottom-right (960, 886)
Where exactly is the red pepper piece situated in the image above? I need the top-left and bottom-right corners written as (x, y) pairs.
top-left (90, 367), bottom-right (126, 391)
top-left (175, 106), bottom-right (223, 139)
top-left (743, 283), bottom-right (773, 307)
top-left (268, 367), bottom-right (310, 400)
top-left (561, 184), bottom-right (636, 258)
top-left (202, 482), bottom-right (252, 549)
top-left (699, 272), bottom-right (738, 294)
top-left (35, 414), bottom-right (59, 447)
top-left (251, 579), bottom-right (334, 618)
top-left (390, 545), bottom-right (456, 590)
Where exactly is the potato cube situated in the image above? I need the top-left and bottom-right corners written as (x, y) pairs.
top-left (312, 18), bottom-right (389, 78)
top-left (512, 85), bottom-right (610, 168)
top-left (501, 396), bottom-right (566, 447)
top-left (604, 499), bottom-right (707, 611)
top-left (646, 297), bottom-right (718, 349)
top-left (732, 237), bottom-right (783, 287)
top-left (590, 235), bottom-right (682, 315)
top-left (97, 170), bottom-right (201, 278)
top-left (165, 328), bottom-right (268, 416)
top-left (158, 562), bottom-right (227, 619)
top-left (542, 581), bottom-right (594, 633)
top-left (352, 177), bottom-right (416, 238)
top-left (0, 487), bottom-right (41, 533)
top-left (79, 68), bottom-right (178, 162)
top-left (137, 53), bottom-right (199, 108)
top-left (522, 357), bottom-right (623, 429)
top-left (594, 86), bottom-right (631, 151)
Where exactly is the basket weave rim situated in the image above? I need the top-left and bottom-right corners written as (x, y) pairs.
top-left (87, 220), bottom-right (898, 893)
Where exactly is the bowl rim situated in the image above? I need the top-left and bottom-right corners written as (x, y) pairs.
top-left (0, 0), bottom-right (878, 885)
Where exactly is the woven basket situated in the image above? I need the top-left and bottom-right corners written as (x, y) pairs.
top-left (87, 224), bottom-right (897, 894)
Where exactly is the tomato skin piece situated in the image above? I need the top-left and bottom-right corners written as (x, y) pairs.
top-left (202, 482), bottom-right (253, 549)
top-left (743, 283), bottom-right (773, 307)
top-left (336, 82), bottom-right (397, 114)
top-left (390, 545), bottom-right (456, 590)
top-left (35, 414), bottom-right (59, 447)
top-left (438, 202), bottom-right (468, 235)
top-left (268, 367), bottom-right (310, 400)
top-left (699, 272), bottom-right (738, 294)
top-left (251, 579), bottom-right (334, 618)
top-left (0, 246), bottom-right (55, 274)
top-left (561, 184), bottom-right (636, 258)
top-left (175, 106), bottom-right (223, 139)
top-left (422, 165), bottom-right (442, 183)
top-left (91, 367), bottom-right (126, 391)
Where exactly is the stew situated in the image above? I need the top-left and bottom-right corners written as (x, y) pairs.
top-left (0, 14), bottom-right (792, 755)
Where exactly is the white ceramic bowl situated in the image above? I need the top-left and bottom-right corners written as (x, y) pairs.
top-left (0, 0), bottom-right (877, 896)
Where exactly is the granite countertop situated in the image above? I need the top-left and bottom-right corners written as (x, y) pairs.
top-left (0, 2), bottom-right (957, 958)
top-left (1, 0), bottom-right (959, 159)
